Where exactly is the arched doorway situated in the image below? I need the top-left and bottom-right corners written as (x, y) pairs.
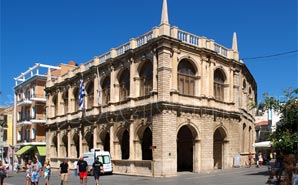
top-left (62, 134), bottom-right (68, 157)
top-left (142, 127), bottom-right (152, 160)
top-left (73, 132), bottom-right (80, 158)
top-left (177, 125), bottom-right (193, 172)
top-left (121, 130), bottom-right (129, 159)
top-left (104, 132), bottom-right (110, 152)
top-left (85, 131), bottom-right (94, 151)
top-left (213, 127), bottom-right (227, 169)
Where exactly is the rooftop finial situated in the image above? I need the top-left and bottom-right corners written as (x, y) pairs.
top-left (232, 32), bottom-right (238, 52)
top-left (160, 0), bottom-right (169, 25)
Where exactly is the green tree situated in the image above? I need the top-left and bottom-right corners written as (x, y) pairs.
top-left (264, 88), bottom-right (298, 155)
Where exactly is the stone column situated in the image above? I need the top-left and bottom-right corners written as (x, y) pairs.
top-left (94, 73), bottom-right (99, 107)
top-left (152, 110), bottom-right (177, 177)
top-left (67, 125), bottom-right (71, 158)
top-left (109, 123), bottom-right (115, 159)
top-left (110, 66), bottom-right (116, 103)
top-left (200, 57), bottom-right (207, 96)
top-left (79, 123), bottom-right (83, 157)
top-left (129, 121), bottom-right (135, 160)
top-left (152, 50), bottom-right (158, 92)
top-left (57, 89), bottom-right (62, 115)
top-left (209, 59), bottom-right (215, 97)
top-left (129, 58), bottom-right (136, 98)
top-left (229, 68), bottom-right (234, 102)
top-left (68, 85), bottom-right (72, 113)
top-left (93, 123), bottom-right (97, 149)
top-left (171, 48), bottom-right (178, 92)
top-left (57, 128), bottom-right (61, 158)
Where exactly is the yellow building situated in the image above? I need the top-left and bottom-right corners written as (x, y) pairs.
top-left (45, 0), bottom-right (257, 177)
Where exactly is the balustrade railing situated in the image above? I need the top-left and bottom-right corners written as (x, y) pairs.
top-left (177, 30), bottom-right (200, 46)
top-left (136, 31), bottom-right (153, 47)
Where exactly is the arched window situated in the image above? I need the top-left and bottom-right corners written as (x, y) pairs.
top-left (73, 88), bottom-right (79, 111)
top-left (178, 59), bottom-right (196, 96)
top-left (62, 90), bottom-right (68, 114)
top-left (102, 77), bottom-right (110, 105)
top-left (119, 69), bottom-right (130, 101)
top-left (243, 80), bottom-right (247, 91)
top-left (52, 94), bottom-right (58, 116)
top-left (139, 61), bottom-right (153, 96)
top-left (214, 69), bottom-right (225, 101)
top-left (86, 81), bottom-right (94, 109)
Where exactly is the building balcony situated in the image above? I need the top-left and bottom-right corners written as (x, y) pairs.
top-left (17, 98), bottom-right (32, 106)
top-left (30, 117), bottom-right (46, 124)
top-left (30, 94), bottom-right (46, 102)
top-left (17, 119), bottom-right (31, 126)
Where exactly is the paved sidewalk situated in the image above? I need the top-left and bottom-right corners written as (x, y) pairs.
top-left (4, 166), bottom-right (270, 185)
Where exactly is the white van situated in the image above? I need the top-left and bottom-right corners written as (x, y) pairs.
top-left (83, 149), bottom-right (112, 175)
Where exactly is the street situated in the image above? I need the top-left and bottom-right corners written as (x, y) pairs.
top-left (4, 166), bottom-right (270, 185)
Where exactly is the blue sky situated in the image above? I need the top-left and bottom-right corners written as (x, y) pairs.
top-left (1, 0), bottom-right (297, 106)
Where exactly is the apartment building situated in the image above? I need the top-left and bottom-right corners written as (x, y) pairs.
top-left (14, 62), bottom-right (76, 165)
top-left (45, 0), bottom-right (257, 176)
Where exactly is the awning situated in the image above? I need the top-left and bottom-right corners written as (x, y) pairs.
top-left (252, 141), bottom-right (272, 148)
top-left (37, 146), bottom-right (46, 156)
top-left (15, 146), bottom-right (33, 155)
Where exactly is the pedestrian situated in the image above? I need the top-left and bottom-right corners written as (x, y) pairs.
top-left (31, 165), bottom-right (39, 185)
top-left (59, 158), bottom-right (69, 185)
top-left (73, 160), bottom-right (78, 176)
top-left (31, 156), bottom-right (43, 185)
top-left (92, 157), bottom-right (104, 185)
top-left (0, 160), bottom-right (8, 185)
top-left (77, 156), bottom-right (88, 185)
top-left (25, 160), bottom-right (32, 185)
top-left (43, 160), bottom-right (51, 185)
top-left (258, 153), bottom-right (263, 167)
top-left (248, 152), bottom-right (253, 168)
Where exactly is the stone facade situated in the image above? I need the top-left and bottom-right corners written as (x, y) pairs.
top-left (45, 0), bottom-right (257, 177)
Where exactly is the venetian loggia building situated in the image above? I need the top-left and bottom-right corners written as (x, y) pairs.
top-left (45, 0), bottom-right (257, 177)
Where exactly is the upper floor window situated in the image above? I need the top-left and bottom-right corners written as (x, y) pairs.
top-left (178, 59), bottom-right (196, 96)
top-left (118, 69), bottom-right (130, 101)
top-left (243, 80), bottom-right (247, 91)
top-left (52, 94), bottom-right (58, 116)
top-left (86, 81), bottom-right (94, 109)
top-left (214, 69), bottom-right (226, 101)
top-left (102, 77), bottom-right (110, 105)
top-left (73, 88), bottom-right (79, 111)
top-left (139, 61), bottom-right (153, 96)
top-left (63, 90), bottom-right (69, 114)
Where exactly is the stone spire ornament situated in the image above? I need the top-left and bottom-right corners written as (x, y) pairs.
top-left (232, 32), bottom-right (238, 52)
top-left (160, 0), bottom-right (169, 25)
top-left (159, 0), bottom-right (170, 36)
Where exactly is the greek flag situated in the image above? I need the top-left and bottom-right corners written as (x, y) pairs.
top-left (78, 77), bottom-right (85, 110)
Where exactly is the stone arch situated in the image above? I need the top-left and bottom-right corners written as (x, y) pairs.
top-left (213, 126), bottom-right (227, 169)
top-left (72, 131), bottom-right (80, 158)
top-left (98, 128), bottom-right (110, 152)
top-left (177, 58), bottom-right (198, 96)
top-left (85, 80), bottom-right (94, 109)
top-left (84, 129), bottom-right (94, 152)
top-left (117, 68), bottom-right (130, 101)
top-left (100, 76), bottom-right (110, 105)
top-left (62, 89), bottom-right (69, 114)
top-left (214, 68), bottom-right (227, 101)
top-left (51, 133), bottom-right (58, 157)
top-left (138, 61), bottom-right (153, 96)
top-left (178, 56), bottom-right (199, 74)
top-left (61, 132), bottom-right (68, 157)
top-left (177, 123), bottom-right (199, 172)
top-left (72, 87), bottom-right (79, 111)
top-left (115, 126), bottom-right (130, 160)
